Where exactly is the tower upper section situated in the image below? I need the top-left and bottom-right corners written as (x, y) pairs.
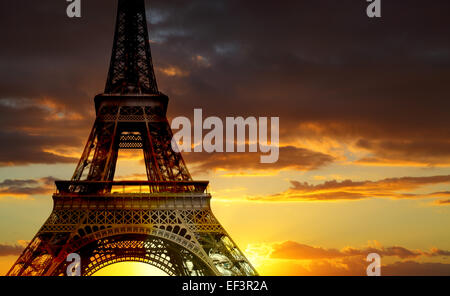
top-left (105, 0), bottom-right (159, 95)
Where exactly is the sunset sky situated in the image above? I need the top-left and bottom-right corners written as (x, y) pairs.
top-left (0, 0), bottom-right (450, 276)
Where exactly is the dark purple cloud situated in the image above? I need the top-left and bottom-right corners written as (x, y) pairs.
top-left (0, 0), bottom-right (449, 167)
top-left (0, 177), bottom-right (58, 195)
top-left (184, 146), bottom-right (334, 173)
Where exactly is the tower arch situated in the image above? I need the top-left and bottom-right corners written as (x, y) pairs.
top-left (53, 233), bottom-right (217, 276)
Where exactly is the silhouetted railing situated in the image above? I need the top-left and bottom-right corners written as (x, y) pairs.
top-left (55, 180), bottom-right (209, 195)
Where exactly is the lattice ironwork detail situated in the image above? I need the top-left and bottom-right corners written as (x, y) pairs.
top-left (105, 0), bottom-right (159, 94)
top-left (9, 202), bottom-right (257, 276)
top-left (71, 106), bottom-right (190, 183)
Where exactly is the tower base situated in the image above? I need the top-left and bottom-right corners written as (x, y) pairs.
top-left (7, 181), bottom-right (257, 276)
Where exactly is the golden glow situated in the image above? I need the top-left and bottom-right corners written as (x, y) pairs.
top-left (219, 171), bottom-right (279, 178)
top-left (92, 262), bottom-right (169, 276)
top-left (158, 66), bottom-right (189, 77)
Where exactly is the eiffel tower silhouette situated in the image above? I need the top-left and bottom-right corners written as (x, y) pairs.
top-left (7, 0), bottom-right (257, 276)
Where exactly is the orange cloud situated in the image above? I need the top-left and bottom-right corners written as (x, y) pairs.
top-left (435, 198), bottom-right (450, 205)
top-left (246, 241), bottom-right (450, 276)
top-left (158, 66), bottom-right (190, 77)
top-left (267, 241), bottom-right (449, 260)
top-left (249, 175), bottom-right (450, 202)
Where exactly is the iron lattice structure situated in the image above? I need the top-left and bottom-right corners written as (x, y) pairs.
top-left (105, 0), bottom-right (158, 94)
top-left (7, 0), bottom-right (257, 276)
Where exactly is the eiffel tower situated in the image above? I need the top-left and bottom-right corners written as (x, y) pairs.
top-left (7, 0), bottom-right (257, 276)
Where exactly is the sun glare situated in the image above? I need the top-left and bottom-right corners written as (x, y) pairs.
top-left (92, 262), bottom-right (170, 276)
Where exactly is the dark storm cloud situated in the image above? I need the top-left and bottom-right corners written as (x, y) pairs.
top-left (0, 130), bottom-right (78, 166)
top-left (0, 1), bottom-right (113, 166)
top-left (0, 1), bottom-right (115, 109)
top-left (147, 0), bottom-right (450, 165)
top-left (0, 0), bottom-right (449, 167)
